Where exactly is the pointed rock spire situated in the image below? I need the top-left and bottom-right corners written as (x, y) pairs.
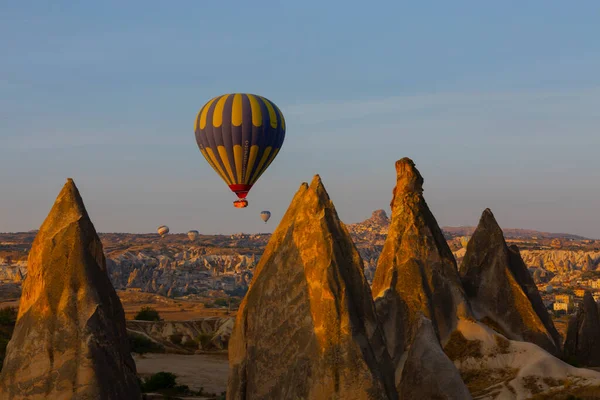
top-left (228, 175), bottom-right (397, 400)
top-left (564, 291), bottom-right (600, 367)
top-left (459, 208), bottom-right (560, 355)
top-left (372, 158), bottom-right (471, 385)
top-left (0, 179), bottom-right (141, 399)
top-left (370, 209), bottom-right (389, 225)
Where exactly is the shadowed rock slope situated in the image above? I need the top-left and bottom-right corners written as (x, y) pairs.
top-left (399, 317), bottom-right (472, 400)
top-left (0, 179), bottom-right (141, 400)
top-left (459, 208), bottom-right (560, 355)
top-left (371, 158), bottom-right (472, 372)
top-left (564, 291), bottom-right (600, 367)
top-left (227, 175), bottom-right (397, 400)
top-left (507, 244), bottom-right (562, 349)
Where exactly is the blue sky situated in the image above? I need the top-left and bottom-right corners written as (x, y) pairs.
top-left (1, 1), bottom-right (599, 237)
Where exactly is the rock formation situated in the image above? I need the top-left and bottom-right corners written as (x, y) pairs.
top-left (370, 209), bottom-right (390, 225)
top-left (398, 317), bottom-right (471, 400)
top-left (228, 175), bottom-right (397, 400)
top-left (507, 245), bottom-right (562, 348)
top-left (564, 291), bottom-right (600, 367)
top-left (0, 179), bottom-right (141, 399)
top-left (584, 254), bottom-right (595, 271)
top-left (459, 208), bottom-right (560, 355)
top-left (371, 158), bottom-right (471, 384)
top-left (126, 317), bottom-right (233, 353)
top-left (519, 250), bottom-right (600, 274)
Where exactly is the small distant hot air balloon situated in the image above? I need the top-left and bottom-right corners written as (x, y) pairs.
top-left (157, 225), bottom-right (169, 237)
top-left (194, 93), bottom-right (286, 208)
top-left (260, 211), bottom-right (271, 223)
top-left (188, 230), bottom-right (199, 241)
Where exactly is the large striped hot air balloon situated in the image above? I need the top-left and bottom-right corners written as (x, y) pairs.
top-left (194, 93), bottom-right (286, 208)
top-left (260, 211), bottom-right (271, 223)
top-left (157, 225), bottom-right (169, 237)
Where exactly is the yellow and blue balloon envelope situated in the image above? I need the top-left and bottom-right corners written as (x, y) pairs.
top-left (194, 93), bottom-right (286, 208)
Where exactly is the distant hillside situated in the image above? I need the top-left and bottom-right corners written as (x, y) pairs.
top-left (441, 226), bottom-right (589, 240)
top-left (344, 209), bottom-right (590, 241)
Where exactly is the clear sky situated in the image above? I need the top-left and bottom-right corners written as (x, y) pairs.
top-left (1, 1), bottom-right (599, 238)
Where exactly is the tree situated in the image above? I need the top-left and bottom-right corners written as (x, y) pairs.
top-left (134, 306), bottom-right (161, 321)
top-left (140, 372), bottom-right (177, 392)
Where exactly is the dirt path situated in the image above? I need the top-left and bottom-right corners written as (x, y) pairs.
top-left (134, 353), bottom-right (229, 394)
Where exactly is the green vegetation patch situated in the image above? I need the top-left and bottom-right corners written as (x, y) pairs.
top-left (134, 306), bottom-right (162, 321)
top-left (139, 371), bottom-right (224, 398)
top-left (128, 332), bottom-right (165, 354)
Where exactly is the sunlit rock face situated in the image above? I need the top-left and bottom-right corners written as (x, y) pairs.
top-left (0, 179), bottom-right (141, 400)
top-left (227, 175), bottom-right (397, 400)
top-left (371, 158), bottom-right (472, 385)
top-left (459, 208), bottom-right (561, 355)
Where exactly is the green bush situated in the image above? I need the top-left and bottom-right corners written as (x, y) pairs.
top-left (139, 372), bottom-right (206, 396)
top-left (128, 333), bottom-right (164, 354)
top-left (140, 371), bottom-right (177, 392)
top-left (134, 307), bottom-right (161, 321)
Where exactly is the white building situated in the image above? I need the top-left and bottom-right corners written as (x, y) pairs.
top-left (553, 302), bottom-right (574, 313)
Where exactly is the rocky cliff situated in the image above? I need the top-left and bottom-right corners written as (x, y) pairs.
top-left (0, 179), bottom-right (141, 399)
top-left (2, 217), bottom-right (596, 300)
top-left (459, 208), bottom-right (560, 355)
top-left (564, 291), bottom-right (600, 367)
top-left (519, 249), bottom-right (600, 274)
top-left (371, 158), bottom-right (471, 362)
top-left (228, 175), bottom-right (397, 400)
top-left (106, 250), bottom-right (257, 297)
top-left (127, 317), bottom-right (234, 353)
top-left (370, 158), bottom-right (471, 397)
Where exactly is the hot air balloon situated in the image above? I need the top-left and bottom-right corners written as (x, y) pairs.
top-left (188, 230), bottom-right (199, 241)
top-left (260, 211), bottom-right (271, 223)
top-left (157, 225), bottom-right (169, 237)
top-left (194, 93), bottom-right (286, 208)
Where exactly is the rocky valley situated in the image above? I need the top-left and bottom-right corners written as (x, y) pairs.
top-left (2, 214), bottom-right (598, 305)
top-left (1, 163), bottom-right (600, 399)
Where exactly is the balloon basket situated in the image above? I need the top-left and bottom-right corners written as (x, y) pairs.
top-left (233, 199), bottom-right (248, 208)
